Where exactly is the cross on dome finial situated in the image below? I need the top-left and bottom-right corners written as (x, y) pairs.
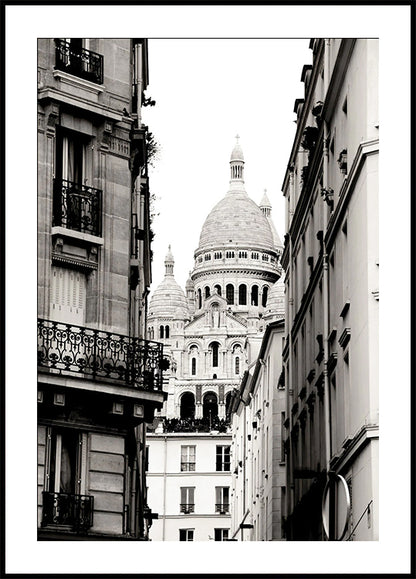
top-left (235, 133), bottom-right (240, 142)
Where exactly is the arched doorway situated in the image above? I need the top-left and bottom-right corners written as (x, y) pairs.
top-left (180, 392), bottom-right (195, 419)
top-left (203, 391), bottom-right (218, 422)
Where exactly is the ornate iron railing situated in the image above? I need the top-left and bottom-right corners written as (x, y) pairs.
top-left (163, 417), bottom-right (230, 433)
top-left (55, 39), bottom-right (103, 84)
top-left (53, 179), bottom-right (102, 237)
top-left (215, 503), bottom-right (230, 514)
top-left (180, 504), bottom-right (195, 514)
top-left (180, 462), bottom-right (196, 472)
top-left (41, 491), bottom-right (94, 532)
top-left (38, 319), bottom-right (164, 390)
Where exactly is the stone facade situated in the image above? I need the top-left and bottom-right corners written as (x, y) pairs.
top-left (37, 38), bottom-right (165, 540)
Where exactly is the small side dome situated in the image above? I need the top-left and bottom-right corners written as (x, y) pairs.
top-left (264, 277), bottom-right (285, 318)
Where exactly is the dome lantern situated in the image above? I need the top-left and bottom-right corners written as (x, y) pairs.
top-left (230, 134), bottom-right (245, 188)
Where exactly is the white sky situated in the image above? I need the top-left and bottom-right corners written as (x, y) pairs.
top-left (142, 39), bottom-right (312, 291)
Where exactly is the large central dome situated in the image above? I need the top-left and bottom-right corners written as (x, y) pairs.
top-left (198, 189), bottom-right (274, 251)
top-left (197, 137), bottom-right (275, 253)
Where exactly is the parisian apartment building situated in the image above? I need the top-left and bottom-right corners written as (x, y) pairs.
top-left (280, 38), bottom-right (379, 540)
top-left (37, 38), bottom-right (166, 540)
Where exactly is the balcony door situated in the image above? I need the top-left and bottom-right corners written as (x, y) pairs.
top-left (46, 428), bottom-right (81, 495)
top-left (55, 129), bottom-right (92, 232)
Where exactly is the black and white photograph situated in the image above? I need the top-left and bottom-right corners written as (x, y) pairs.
top-left (3, 3), bottom-right (412, 577)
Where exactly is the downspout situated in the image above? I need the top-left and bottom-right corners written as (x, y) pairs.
top-left (134, 42), bottom-right (143, 128)
top-left (287, 165), bottom-right (295, 533)
top-left (322, 38), bottom-right (332, 471)
top-left (162, 435), bottom-right (167, 541)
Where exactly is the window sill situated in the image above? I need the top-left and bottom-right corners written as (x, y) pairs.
top-left (52, 226), bottom-right (104, 246)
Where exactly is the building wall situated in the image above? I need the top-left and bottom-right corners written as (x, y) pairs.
top-left (230, 321), bottom-right (286, 541)
top-left (147, 434), bottom-right (232, 541)
top-left (37, 38), bottom-right (164, 540)
top-left (281, 38), bottom-right (379, 541)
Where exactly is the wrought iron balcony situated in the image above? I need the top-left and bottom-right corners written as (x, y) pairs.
top-left (53, 179), bottom-right (102, 237)
top-left (180, 462), bottom-right (196, 472)
top-left (215, 503), bottom-right (230, 514)
top-left (180, 504), bottom-right (195, 514)
top-left (41, 491), bottom-right (94, 532)
top-left (38, 318), bottom-right (164, 391)
top-left (55, 39), bottom-right (103, 85)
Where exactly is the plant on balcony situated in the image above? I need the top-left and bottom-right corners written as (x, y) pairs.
top-left (301, 126), bottom-right (319, 152)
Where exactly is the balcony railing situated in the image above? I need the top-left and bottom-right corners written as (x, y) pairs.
top-left (53, 179), bottom-right (102, 237)
top-left (180, 504), bottom-right (195, 514)
top-left (215, 503), bottom-right (230, 514)
top-left (38, 319), bottom-right (164, 390)
top-left (163, 417), bottom-right (230, 433)
top-left (41, 491), bottom-right (94, 532)
top-left (180, 462), bottom-right (196, 472)
top-left (55, 39), bottom-right (103, 85)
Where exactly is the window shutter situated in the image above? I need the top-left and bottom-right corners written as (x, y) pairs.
top-left (50, 266), bottom-right (86, 324)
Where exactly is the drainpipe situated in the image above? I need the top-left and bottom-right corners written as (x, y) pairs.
top-left (134, 42), bottom-right (143, 128)
top-left (322, 38), bottom-right (332, 471)
top-left (287, 164), bottom-right (295, 531)
top-left (162, 435), bottom-right (167, 541)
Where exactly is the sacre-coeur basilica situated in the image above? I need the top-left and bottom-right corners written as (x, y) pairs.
top-left (145, 138), bottom-right (286, 541)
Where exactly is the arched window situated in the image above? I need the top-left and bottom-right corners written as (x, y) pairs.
top-left (251, 285), bottom-right (259, 306)
top-left (205, 286), bottom-right (210, 299)
top-left (214, 284), bottom-right (222, 296)
top-left (203, 392), bottom-right (218, 421)
top-left (211, 342), bottom-right (219, 367)
top-left (239, 284), bottom-right (247, 305)
top-left (262, 286), bottom-right (269, 307)
top-left (159, 325), bottom-right (164, 339)
top-left (197, 289), bottom-right (202, 309)
top-left (226, 284), bottom-right (234, 305)
top-left (165, 325), bottom-right (170, 338)
top-left (225, 391), bottom-right (232, 418)
top-left (180, 392), bottom-right (195, 419)
top-left (191, 358), bottom-right (196, 376)
top-left (235, 357), bottom-right (240, 375)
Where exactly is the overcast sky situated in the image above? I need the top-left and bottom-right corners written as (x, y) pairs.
top-left (142, 38), bottom-right (312, 292)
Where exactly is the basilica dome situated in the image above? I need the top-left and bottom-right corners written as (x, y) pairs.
top-left (148, 246), bottom-right (189, 319)
top-left (198, 190), bottom-right (275, 251)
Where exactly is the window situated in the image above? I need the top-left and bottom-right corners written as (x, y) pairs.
top-left (191, 357), bottom-right (196, 376)
top-left (239, 284), bottom-right (247, 305)
top-left (204, 253), bottom-right (212, 261)
top-left (238, 251), bottom-right (247, 258)
top-left (235, 356), bottom-right (240, 375)
top-left (251, 285), bottom-right (259, 306)
top-left (205, 286), bottom-right (210, 299)
top-left (251, 252), bottom-right (259, 260)
top-left (226, 284), bottom-right (234, 305)
top-left (214, 528), bottom-right (229, 541)
top-left (179, 529), bottom-right (194, 541)
top-left (225, 251), bottom-right (235, 259)
top-left (262, 254), bottom-right (269, 262)
top-left (50, 266), bottom-right (86, 325)
top-left (159, 326), bottom-right (164, 339)
top-left (262, 286), bottom-right (269, 307)
top-left (165, 325), bottom-right (170, 339)
top-left (215, 487), bottom-right (230, 513)
top-left (197, 289), bottom-right (202, 309)
top-left (211, 342), bottom-right (219, 367)
top-left (181, 445), bottom-right (196, 471)
top-left (216, 445), bottom-right (231, 472)
top-left (180, 393), bottom-right (195, 420)
top-left (214, 284), bottom-right (222, 296)
top-left (214, 252), bottom-right (222, 259)
top-left (180, 487), bottom-right (195, 514)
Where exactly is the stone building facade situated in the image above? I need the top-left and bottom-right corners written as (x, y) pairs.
top-left (281, 38), bottom-right (379, 540)
top-left (146, 140), bottom-right (283, 540)
top-left (37, 38), bottom-right (165, 540)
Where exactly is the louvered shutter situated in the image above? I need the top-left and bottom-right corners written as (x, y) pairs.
top-left (50, 266), bottom-right (86, 324)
